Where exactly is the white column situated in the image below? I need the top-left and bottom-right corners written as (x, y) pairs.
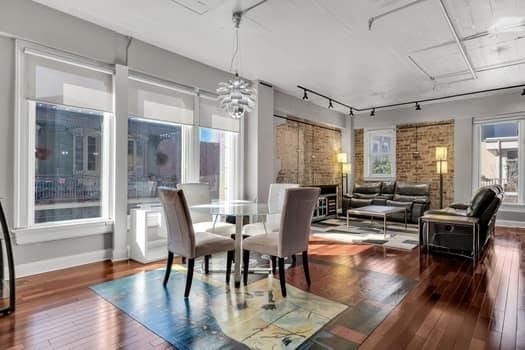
top-left (112, 64), bottom-right (129, 261)
top-left (244, 81), bottom-right (274, 201)
top-left (454, 117), bottom-right (473, 203)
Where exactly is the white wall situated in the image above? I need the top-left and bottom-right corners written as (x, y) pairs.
top-left (354, 90), bottom-right (525, 222)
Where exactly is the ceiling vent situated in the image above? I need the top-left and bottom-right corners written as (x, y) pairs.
top-left (170, 0), bottom-right (227, 15)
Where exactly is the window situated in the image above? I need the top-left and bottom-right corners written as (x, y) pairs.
top-left (17, 45), bottom-right (113, 226)
top-left (477, 120), bottom-right (524, 204)
top-left (128, 118), bottom-right (184, 208)
top-left (199, 128), bottom-right (238, 200)
top-left (199, 93), bottom-right (240, 200)
top-left (364, 128), bottom-right (396, 179)
top-left (127, 75), bottom-right (194, 209)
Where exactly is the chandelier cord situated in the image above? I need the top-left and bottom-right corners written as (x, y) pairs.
top-left (229, 26), bottom-right (240, 73)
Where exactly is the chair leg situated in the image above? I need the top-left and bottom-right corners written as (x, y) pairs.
top-left (302, 251), bottom-right (311, 286)
top-left (278, 257), bottom-right (287, 297)
top-left (271, 256), bottom-right (277, 274)
top-left (184, 259), bottom-right (195, 298)
top-left (204, 255), bottom-right (211, 274)
top-left (291, 254), bottom-right (297, 266)
top-left (243, 250), bottom-right (250, 286)
top-left (163, 251), bottom-right (174, 286)
top-left (226, 250), bottom-right (234, 284)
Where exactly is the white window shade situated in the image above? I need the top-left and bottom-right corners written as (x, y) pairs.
top-left (128, 78), bottom-right (194, 125)
top-left (24, 50), bottom-right (113, 112)
top-left (199, 94), bottom-right (240, 133)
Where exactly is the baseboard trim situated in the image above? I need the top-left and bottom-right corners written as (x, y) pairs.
top-left (496, 220), bottom-right (525, 229)
top-left (9, 249), bottom-right (112, 278)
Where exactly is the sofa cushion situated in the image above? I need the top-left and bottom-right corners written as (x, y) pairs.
top-left (393, 194), bottom-right (428, 202)
top-left (396, 182), bottom-right (430, 196)
top-left (381, 181), bottom-right (396, 195)
top-left (386, 200), bottom-right (412, 210)
top-left (353, 182), bottom-right (381, 195)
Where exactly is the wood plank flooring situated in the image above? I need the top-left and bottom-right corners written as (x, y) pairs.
top-left (0, 227), bottom-right (524, 349)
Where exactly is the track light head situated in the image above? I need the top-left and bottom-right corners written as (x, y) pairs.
top-left (349, 108), bottom-right (354, 116)
top-left (370, 108), bottom-right (375, 117)
top-left (522, 88), bottom-right (525, 96)
top-left (415, 102), bottom-right (421, 111)
top-left (302, 89), bottom-right (309, 100)
top-left (328, 99), bottom-right (334, 109)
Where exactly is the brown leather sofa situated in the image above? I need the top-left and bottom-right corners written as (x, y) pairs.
top-left (342, 181), bottom-right (431, 223)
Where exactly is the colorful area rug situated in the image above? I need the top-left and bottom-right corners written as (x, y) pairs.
top-left (91, 258), bottom-right (416, 349)
top-left (311, 218), bottom-right (420, 251)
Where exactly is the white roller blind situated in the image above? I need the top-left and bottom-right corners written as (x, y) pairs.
top-left (24, 49), bottom-right (114, 112)
top-left (199, 93), bottom-right (240, 133)
top-left (128, 77), bottom-right (194, 125)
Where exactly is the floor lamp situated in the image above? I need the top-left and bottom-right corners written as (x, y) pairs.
top-left (337, 153), bottom-right (348, 194)
top-left (435, 147), bottom-right (448, 209)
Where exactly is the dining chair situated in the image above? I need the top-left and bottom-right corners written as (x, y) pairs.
top-left (177, 183), bottom-right (236, 237)
top-left (242, 183), bottom-right (299, 272)
top-left (159, 188), bottom-right (235, 298)
top-left (242, 187), bottom-right (320, 297)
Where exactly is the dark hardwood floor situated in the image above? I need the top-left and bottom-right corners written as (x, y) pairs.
top-left (1, 227), bottom-right (524, 349)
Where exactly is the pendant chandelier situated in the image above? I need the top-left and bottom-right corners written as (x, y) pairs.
top-left (217, 11), bottom-right (256, 119)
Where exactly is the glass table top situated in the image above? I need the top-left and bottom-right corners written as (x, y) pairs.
top-left (191, 200), bottom-right (268, 216)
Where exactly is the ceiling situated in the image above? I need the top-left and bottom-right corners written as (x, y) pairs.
top-left (33, 0), bottom-right (525, 114)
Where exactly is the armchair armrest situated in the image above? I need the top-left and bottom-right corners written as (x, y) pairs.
top-left (449, 202), bottom-right (469, 210)
top-left (343, 193), bottom-right (353, 199)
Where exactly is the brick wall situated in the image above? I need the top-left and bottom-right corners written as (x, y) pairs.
top-left (354, 120), bottom-right (454, 209)
top-left (275, 120), bottom-right (341, 187)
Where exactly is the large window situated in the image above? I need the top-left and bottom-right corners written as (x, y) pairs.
top-left (364, 128), bottom-right (396, 179)
top-left (35, 103), bottom-right (104, 223)
top-left (477, 120), bottom-right (523, 203)
top-left (17, 46), bottom-right (113, 226)
top-left (16, 43), bottom-right (243, 238)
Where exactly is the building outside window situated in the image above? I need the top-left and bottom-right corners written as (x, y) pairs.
top-left (364, 128), bottom-right (396, 179)
top-left (477, 120), bottom-right (522, 204)
top-left (128, 118), bottom-right (183, 209)
top-left (35, 103), bottom-right (104, 223)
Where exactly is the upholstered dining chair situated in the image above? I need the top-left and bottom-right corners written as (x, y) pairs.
top-left (177, 183), bottom-right (236, 237)
top-left (159, 188), bottom-right (235, 298)
top-left (241, 187), bottom-right (320, 297)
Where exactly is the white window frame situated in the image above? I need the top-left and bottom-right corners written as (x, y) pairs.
top-left (473, 116), bottom-right (525, 206)
top-left (14, 41), bottom-right (115, 242)
top-left (364, 127), bottom-right (396, 180)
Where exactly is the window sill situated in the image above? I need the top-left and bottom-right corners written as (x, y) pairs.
top-left (500, 203), bottom-right (525, 212)
top-left (13, 218), bottom-right (113, 245)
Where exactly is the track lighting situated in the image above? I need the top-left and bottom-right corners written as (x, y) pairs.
top-left (522, 89), bottom-right (525, 96)
top-left (370, 108), bottom-right (375, 117)
top-left (415, 102), bottom-right (421, 111)
top-left (303, 89), bottom-right (309, 100)
top-left (349, 108), bottom-right (354, 116)
top-left (328, 99), bottom-right (334, 109)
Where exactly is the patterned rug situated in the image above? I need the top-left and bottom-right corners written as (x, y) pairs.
top-left (311, 218), bottom-right (420, 251)
top-left (91, 259), bottom-right (417, 349)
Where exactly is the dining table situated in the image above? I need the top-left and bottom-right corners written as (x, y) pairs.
top-left (190, 200), bottom-right (268, 288)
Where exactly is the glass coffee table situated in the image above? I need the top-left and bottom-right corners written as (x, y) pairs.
top-left (346, 205), bottom-right (408, 239)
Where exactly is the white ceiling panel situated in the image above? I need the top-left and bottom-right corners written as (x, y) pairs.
top-left (32, 0), bottom-right (525, 110)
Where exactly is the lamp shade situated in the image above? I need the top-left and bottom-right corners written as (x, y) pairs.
top-left (435, 147), bottom-right (448, 161)
top-left (337, 153), bottom-right (348, 163)
top-left (436, 160), bottom-right (448, 174)
top-left (342, 163), bottom-right (351, 174)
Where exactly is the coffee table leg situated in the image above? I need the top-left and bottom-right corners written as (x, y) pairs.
top-left (404, 209), bottom-right (408, 230)
top-left (346, 210), bottom-right (349, 231)
top-left (383, 215), bottom-right (387, 239)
